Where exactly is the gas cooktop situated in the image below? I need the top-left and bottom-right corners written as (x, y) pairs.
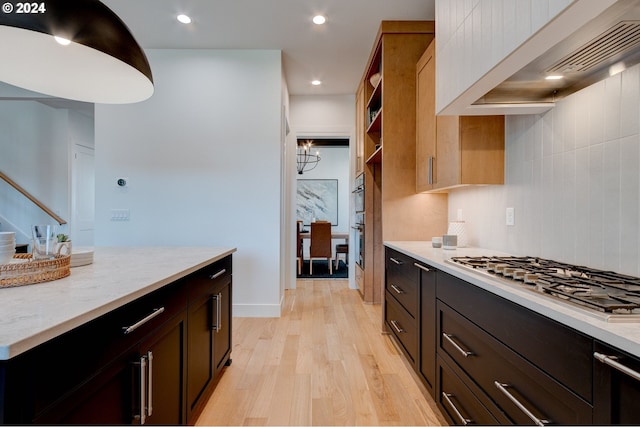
top-left (448, 256), bottom-right (640, 323)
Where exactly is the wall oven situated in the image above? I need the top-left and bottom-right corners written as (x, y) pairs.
top-left (352, 173), bottom-right (365, 269)
top-left (353, 172), bottom-right (364, 214)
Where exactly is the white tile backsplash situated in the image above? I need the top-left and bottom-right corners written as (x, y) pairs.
top-left (449, 63), bottom-right (640, 276)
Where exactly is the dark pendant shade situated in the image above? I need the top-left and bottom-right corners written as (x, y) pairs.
top-left (0, 0), bottom-right (153, 103)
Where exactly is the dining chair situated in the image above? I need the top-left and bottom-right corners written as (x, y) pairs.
top-left (296, 221), bottom-right (303, 275)
top-left (309, 221), bottom-right (332, 275)
top-left (334, 243), bottom-right (348, 270)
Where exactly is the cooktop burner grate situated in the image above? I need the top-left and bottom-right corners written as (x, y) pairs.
top-left (449, 256), bottom-right (640, 318)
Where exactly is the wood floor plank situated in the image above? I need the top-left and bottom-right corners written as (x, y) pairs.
top-left (195, 279), bottom-right (446, 426)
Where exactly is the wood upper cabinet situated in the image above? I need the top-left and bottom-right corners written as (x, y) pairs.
top-left (355, 81), bottom-right (365, 176)
top-left (416, 41), bottom-right (505, 193)
top-left (354, 21), bottom-right (448, 304)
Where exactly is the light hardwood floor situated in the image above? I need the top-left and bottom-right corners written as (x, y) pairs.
top-left (195, 279), bottom-right (447, 426)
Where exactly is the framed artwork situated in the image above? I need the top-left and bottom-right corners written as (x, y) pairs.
top-left (296, 179), bottom-right (338, 226)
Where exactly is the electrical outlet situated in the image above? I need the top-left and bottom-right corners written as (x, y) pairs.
top-left (506, 207), bottom-right (515, 226)
top-left (457, 208), bottom-right (463, 221)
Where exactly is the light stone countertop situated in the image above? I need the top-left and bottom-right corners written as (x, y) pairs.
top-left (0, 246), bottom-right (236, 360)
top-left (385, 241), bottom-right (640, 357)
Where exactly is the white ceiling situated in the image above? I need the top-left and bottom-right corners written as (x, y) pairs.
top-left (101, 0), bottom-right (436, 96)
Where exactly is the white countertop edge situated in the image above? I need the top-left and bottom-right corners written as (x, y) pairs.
top-left (385, 241), bottom-right (640, 357)
top-left (0, 246), bottom-right (236, 360)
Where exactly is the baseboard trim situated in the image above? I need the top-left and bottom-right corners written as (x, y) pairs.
top-left (233, 303), bottom-right (281, 317)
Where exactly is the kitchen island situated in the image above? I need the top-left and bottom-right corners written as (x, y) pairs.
top-left (0, 246), bottom-right (236, 424)
top-left (385, 241), bottom-right (640, 425)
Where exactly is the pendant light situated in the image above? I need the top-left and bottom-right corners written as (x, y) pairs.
top-left (297, 140), bottom-right (321, 175)
top-left (0, 0), bottom-right (153, 103)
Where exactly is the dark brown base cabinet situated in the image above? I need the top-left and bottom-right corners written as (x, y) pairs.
top-left (384, 245), bottom-right (640, 426)
top-left (593, 341), bottom-right (640, 424)
top-left (384, 248), bottom-right (436, 396)
top-left (187, 257), bottom-right (232, 420)
top-left (0, 255), bottom-right (232, 425)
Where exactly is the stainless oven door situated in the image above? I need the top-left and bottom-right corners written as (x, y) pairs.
top-left (353, 214), bottom-right (364, 268)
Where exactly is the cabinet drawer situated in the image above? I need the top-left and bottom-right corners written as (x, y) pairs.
top-left (385, 248), bottom-right (419, 318)
top-left (10, 279), bottom-right (188, 420)
top-left (438, 301), bottom-right (592, 425)
top-left (385, 292), bottom-right (418, 364)
top-left (437, 356), bottom-right (500, 426)
top-left (188, 255), bottom-right (232, 302)
top-left (437, 271), bottom-right (592, 402)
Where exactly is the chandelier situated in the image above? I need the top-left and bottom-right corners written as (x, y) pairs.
top-left (296, 140), bottom-right (321, 174)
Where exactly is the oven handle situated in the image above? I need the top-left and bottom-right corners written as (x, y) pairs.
top-left (594, 352), bottom-right (640, 382)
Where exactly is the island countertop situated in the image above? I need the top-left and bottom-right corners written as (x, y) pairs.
top-left (0, 246), bottom-right (236, 360)
top-left (385, 241), bottom-right (640, 357)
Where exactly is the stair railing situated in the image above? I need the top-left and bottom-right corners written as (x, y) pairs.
top-left (0, 171), bottom-right (67, 225)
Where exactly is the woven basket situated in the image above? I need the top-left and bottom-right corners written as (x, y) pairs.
top-left (0, 254), bottom-right (71, 288)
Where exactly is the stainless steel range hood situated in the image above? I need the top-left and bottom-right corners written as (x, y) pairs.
top-left (474, 0), bottom-right (640, 106)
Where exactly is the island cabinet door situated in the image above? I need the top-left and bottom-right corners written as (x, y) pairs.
top-left (32, 348), bottom-right (138, 424)
top-left (136, 315), bottom-right (186, 425)
top-left (32, 313), bottom-right (186, 425)
top-left (187, 290), bottom-right (215, 415)
top-left (212, 279), bottom-right (232, 375)
top-left (593, 341), bottom-right (640, 424)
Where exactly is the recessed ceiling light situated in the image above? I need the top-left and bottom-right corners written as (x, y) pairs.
top-left (545, 75), bottom-right (563, 80)
top-left (311, 80), bottom-right (322, 86)
top-left (312, 15), bottom-right (326, 25)
top-left (177, 14), bottom-right (192, 24)
top-left (54, 36), bottom-right (71, 46)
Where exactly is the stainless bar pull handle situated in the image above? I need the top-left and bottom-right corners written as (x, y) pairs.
top-left (442, 392), bottom-right (471, 426)
top-left (123, 307), bottom-right (165, 335)
top-left (217, 292), bottom-right (222, 332)
top-left (139, 356), bottom-right (147, 425)
top-left (428, 156), bottom-right (433, 185)
top-left (494, 381), bottom-right (549, 426)
top-left (390, 320), bottom-right (405, 334)
top-left (594, 352), bottom-right (640, 382)
top-left (443, 333), bottom-right (474, 357)
top-left (212, 293), bottom-right (222, 332)
top-left (389, 257), bottom-right (402, 265)
top-left (390, 284), bottom-right (404, 294)
top-left (209, 268), bottom-right (227, 280)
top-left (414, 262), bottom-right (431, 272)
top-left (147, 351), bottom-right (153, 417)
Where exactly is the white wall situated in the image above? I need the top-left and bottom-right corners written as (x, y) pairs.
top-left (95, 49), bottom-right (284, 317)
top-left (448, 62), bottom-right (640, 276)
top-left (0, 100), bottom-right (72, 241)
top-left (288, 95), bottom-right (356, 287)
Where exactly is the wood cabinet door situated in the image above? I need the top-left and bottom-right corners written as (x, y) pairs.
top-left (213, 280), bottom-right (232, 375)
top-left (594, 341), bottom-right (640, 424)
top-left (434, 115), bottom-right (461, 189)
top-left (140, 316), bottom-right (186, 425)
top-left (32, 349), bottom-right (137, 425)
top-left (416, 40), bottom-right (436, 192)
top-left (187, 293), bottom-right (214, 413)
top-left (419, 263), bottom-right (436, 396)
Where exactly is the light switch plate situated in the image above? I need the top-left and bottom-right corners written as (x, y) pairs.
top-left (111, 209), bottom-right (130, 221)
top-left (506, 207), bottom-right (515, 226)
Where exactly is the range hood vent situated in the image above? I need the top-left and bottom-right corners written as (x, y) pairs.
top-left (474, 0), bottom-right (640, 107)
top-left (547, 21), bottom-right (640, 74)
